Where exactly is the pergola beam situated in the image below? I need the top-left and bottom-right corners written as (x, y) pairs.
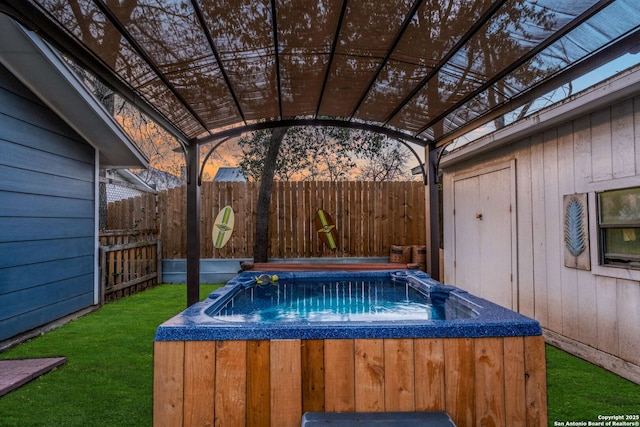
top-left (270, 0), bottom-right (283, 118)
top-left (0, 2), bottom-right (193, 150)
top-left (190, 0), bottom-right (247, 124)
top-left (382, 0), bottom-right (508, 125)
top-left (315, 0), bottom-right (349, 117)
top-left (434, 25), bottom-right (640, 148)
top-left (195, 118), bottom-right (431, 147)
top-left (196, 117), bottom-right (431, 183)
top-left (425, 146), bottom-right (441, 280)
top-left (347, 0), bottom-right (425, 119)
top-left (90, 0), bottom-right (212, 136)
top-left (415, 0), bottom-right (616, 138)
top-left (186, 144), bottom-right (201, 307)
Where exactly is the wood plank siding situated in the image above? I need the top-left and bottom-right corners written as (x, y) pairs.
top-left (442, 94), bottom-right (640, 383)
top-left (0, 64), bottom-right (96, 341)
top-left (154, 336), bottom-right (547, 427)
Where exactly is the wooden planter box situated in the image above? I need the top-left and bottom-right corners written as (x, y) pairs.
top-left (154, 335), bottom-right (546, 426)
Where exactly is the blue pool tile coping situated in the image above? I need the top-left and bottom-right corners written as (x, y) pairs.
top-left (154, 270), bottom-right (542, 341)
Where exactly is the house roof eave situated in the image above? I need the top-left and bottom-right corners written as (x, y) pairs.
top-left (440, 64), bottom-right (640, 170)
top-left (0, 14), bottom-right (148, 169)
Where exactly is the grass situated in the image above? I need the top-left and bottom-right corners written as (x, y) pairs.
top-left (546, 345), bottom-right (640, 423)
top-left (0, 284), bottom-right (639, 427)
top-left (0, 284), bottom-right (219, 427)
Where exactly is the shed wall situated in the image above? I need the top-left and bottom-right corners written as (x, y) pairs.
top-left (0, 64), bottom-right (96, 342)
top-left (442, 95), bottom-right (640, 383)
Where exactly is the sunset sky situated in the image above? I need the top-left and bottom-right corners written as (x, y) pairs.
top-left (118, 112), bottom-right (427, 182)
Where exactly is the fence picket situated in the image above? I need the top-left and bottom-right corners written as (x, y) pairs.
top-left (98, 230), bottom-right (161, 302)
top-left (303, 181), bottom-right (312, 256)
top-left (106, 181), bottom-right (425, 259)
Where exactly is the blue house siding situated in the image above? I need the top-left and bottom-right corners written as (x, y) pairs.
top-left (0, 64), bottom-right (96, 342)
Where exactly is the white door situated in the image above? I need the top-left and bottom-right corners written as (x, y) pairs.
top-left (453, 164), bottom-right (515, 309)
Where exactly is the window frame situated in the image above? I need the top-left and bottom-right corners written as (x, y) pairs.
top-left (597, 187), bottom-right (640, 270)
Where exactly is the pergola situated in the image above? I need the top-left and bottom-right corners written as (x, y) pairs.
top-left (2, 0), bottom-right (639, 305)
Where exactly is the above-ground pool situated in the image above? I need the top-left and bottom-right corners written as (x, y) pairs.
top-left (207, 272), bottom-right (473, 323)
top-left (154, 270), bottom-right (547, 426)
top-left (155, 270), bottom-right (540, 340)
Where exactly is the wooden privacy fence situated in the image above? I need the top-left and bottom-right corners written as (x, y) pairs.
top-left (99, 230), bottom-right (162, 302)
top-left (106, 192), bottom-right (158, 230)
top-left (107, 181), bottom-right (426, 259)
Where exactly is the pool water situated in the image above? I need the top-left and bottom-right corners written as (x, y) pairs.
top-left (210, 278), bottom-right (470, 322)
top-left (157, 270), bottom-right (542, 340)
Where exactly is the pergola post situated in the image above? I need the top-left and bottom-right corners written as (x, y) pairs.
top-left (425, 145), bottom-right (440, 281)
top-left (186, 143), bottom-right (200, 307)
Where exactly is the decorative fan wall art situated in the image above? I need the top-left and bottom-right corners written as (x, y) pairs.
top-left (563, 193), bottom-right (590, 270)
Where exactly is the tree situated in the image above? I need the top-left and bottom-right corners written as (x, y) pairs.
top-left (237, 128), bottom-right (312, 181)
top-left (114, 104), bottom-right (185, 179)
top-left (237, 125), bottom-right (389, 181)
top-left (253, 127), bottom-right (288, 263)
top-left (358, 140), bottom-right (413, 181)
top-left (240, 125), bottom-right (393, 262)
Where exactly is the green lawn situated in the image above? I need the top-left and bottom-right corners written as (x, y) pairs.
top-left (546, 345), bottom-right (640, 424)
top-left (0, 284), bottom-right (638, 427)
top-left (0, 284), bottom-right (219, 427)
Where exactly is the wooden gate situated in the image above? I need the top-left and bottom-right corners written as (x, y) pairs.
top-left (99, 230), bottom-right (162, 302)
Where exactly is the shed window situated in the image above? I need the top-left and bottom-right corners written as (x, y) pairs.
top-left (598, 187), bottom-right (640, 269)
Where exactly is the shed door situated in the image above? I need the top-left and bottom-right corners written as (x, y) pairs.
top-left (453, 163), bottom-right (515, 309)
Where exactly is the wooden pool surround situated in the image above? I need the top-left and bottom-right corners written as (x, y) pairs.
top-left (153, 335), bottom-right (547, 426)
